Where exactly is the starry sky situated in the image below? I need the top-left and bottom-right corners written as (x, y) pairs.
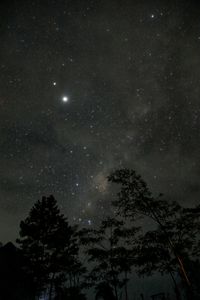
top-left (0, 0), bottom-right (200, 242)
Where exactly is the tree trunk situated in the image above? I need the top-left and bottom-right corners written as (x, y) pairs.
top-left (124, 271), bottom-right (128, 300)
top-left (169, 271), bottom-right (181, 300)
top-left (113, 283), bottom-right (118, 300)
top-left (49, 273), bottom-right (55, 300)
top-left (144, 199), bottom-right (192, 290)
top-left (140, 293), bottom-right (144, 300)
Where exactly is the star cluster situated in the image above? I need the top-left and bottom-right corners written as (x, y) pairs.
top-left (0, 0), bottom-right (200, 242)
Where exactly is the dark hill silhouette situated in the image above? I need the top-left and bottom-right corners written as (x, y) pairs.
top-left (0, 242), bottom-right (35, 300)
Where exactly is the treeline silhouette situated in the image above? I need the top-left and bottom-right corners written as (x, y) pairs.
top-left (0, 169), bottom-right (200, 300)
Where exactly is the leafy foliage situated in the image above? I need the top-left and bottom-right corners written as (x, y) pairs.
top-left (108, 169), bottom-right (200, 299)
top-left (79, 217), bottom-right (139, 300)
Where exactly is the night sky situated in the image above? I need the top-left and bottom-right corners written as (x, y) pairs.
top-left (1, 0), bottom-right (200, 243)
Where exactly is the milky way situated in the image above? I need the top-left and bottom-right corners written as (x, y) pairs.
top-left (0, 0), bottom-right (200, 242)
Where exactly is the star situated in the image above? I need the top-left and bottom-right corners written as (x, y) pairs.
top-left (62, 96), bottom-right (69, 102)
top-left (87, 219), bottom-right (92, 226)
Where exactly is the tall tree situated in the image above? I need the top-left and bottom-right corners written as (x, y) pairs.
top-left (136, 203), bottom-right (200, 300)
top-left (80, 217), bottom-right (139, 300)
top-left (17, 195), bottom-right (82, 300)
top-left (136, 228), bottom-right (182, 300)
top-left (108, 169), bottom-right (193, 297)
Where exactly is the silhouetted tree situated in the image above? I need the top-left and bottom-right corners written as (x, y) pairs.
top-left (0, 242), bottom-right (35, 300)
top-left (54, 285), bottom-right (87, 300)
top-left (108, 169), bottom-right (193, 298)
top-left (136, 203), bottom-right (200, 299)
top-left (17, 195), bottom-right (84, 300)
top-left (95, 282), bottom-right (116, 300)
top-left (183, 259), bottom-right (200, 299)
top-left (80, 217), bottom-right (139, 300)
top-left (137, 229), bottom-right (182, 300)
top-left (54, 258), bottom-right (87, 300)
top-left (172, 205), bottom-right (200, 299)
top-left (181, 205), bottom-right (200, 258)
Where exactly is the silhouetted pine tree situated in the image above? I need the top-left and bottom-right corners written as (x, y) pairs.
top-left (17, 195), bottom-right (85, 300)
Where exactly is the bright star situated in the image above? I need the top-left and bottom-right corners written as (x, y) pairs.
top-left (53, 82), bottom-right (57, 86)
top-left (62, 96), bottom-right (69, 102)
